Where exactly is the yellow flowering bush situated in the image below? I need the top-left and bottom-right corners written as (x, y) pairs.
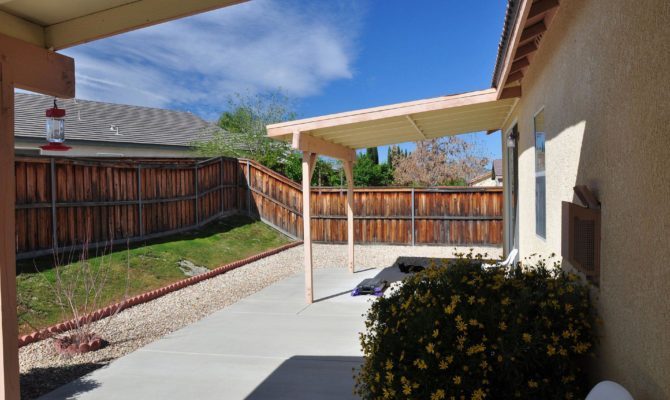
top-left (355, 254), bottom-right (596, 400)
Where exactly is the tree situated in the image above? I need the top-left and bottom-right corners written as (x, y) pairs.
top-left (353, 154), bottom-right (394, 186)
top-left (365, 147), bottom-right (379, 165)
top-left (393, 137), bottom-right (489, 187)
top-left (283, 152), bottom-right (343, 186)
top-left (192, 91), bottom-right (294, 171)
top-left (387, 145), bottom-right (405, 168)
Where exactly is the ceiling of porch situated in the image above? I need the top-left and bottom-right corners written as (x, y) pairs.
top-left (267, 88), bottom-right (518, 150)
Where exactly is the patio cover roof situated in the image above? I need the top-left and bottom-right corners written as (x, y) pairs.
top-left (267, 88), bottom-right (519, 152)
top-left (0, 0), bottom-right (247, 50)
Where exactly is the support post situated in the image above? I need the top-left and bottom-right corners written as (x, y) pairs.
top-left (0, 62), bottom-right (20, 400)
top-left (302, 151), bottom-right (316, 303)
top-left (411, 188), bottom-right (415, 246)
top-left (137, 165), bottom-right (143, 237)
top-left (343, 160), bottom-right (355, 273)
top-left (50, 158), bottom-right (58, 249)
top-left (220, 157), bottom-right (224, 215)
top-left (194, 165), bottom-right (199, 225)
top-left (246, 160), bottom-right (251, 216)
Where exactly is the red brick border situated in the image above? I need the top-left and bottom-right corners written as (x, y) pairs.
top-left (18, 241), bottom-right (302, 348)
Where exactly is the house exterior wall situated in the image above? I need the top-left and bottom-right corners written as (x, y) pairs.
top-left (471, 177), bottom-right (499, 187)
top-left (502, 0), bottom-right (670, 397)
top-left (15, 138), bottom-right (195, 158)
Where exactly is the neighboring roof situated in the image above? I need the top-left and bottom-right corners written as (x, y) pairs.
top-left (0, 0), bottom-right (246, 50)
top-left (267, 89), bottom-right (518, 150)
top-left (492, 159), bottom-right (503, 178)
top-left (15, 93), bottom-right (218, 148)
top-left (469, 172), bottom-right (494, 186)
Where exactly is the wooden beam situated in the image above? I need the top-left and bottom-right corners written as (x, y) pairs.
top-left (506, 70), bottom-right (524, 84)
top-left (528, 0), bottom-right (560, 20)
top-left (514, 42), bottom-right (538, 60)
top-left (0, 33), bottom-right (74, 98)
top-left (0, 63), bottom-right (20, 400)
top-left (500, 86), bottom-right (522, 100)
top-left (343, 160), bottom-right (355, 273)
top-left (45, 0), bottom-right (248, 50)
top-left (292, 131), bottom-right (356, 161)
top-left (302, 151), bottom-right (316, 304)
top-left (510, 57), bottom-right (530, 73)
top-left (405, 115), bottom-right (426, 139)
top-left (520, 21), bottom-right (547, 43)
top-left (268, 88), bottom-right (499, 137)
top-left (0, 10), bottom-right (45, 48)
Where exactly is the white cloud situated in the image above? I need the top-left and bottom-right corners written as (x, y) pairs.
top-left (61, 0), bottom-right (364, 119)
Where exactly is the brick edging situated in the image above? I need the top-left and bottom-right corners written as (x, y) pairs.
top-left (18, 241), bottom-right (303, 348)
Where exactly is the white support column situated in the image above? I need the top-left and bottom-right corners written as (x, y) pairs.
top-left (343, 160), bottom-right (355, 273)
top-left (0, 62), bottom-right (20, 400)
top-left (302, 151), bottom-right (317, 303)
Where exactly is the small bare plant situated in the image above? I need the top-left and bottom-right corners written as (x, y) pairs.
top-left (39, 235), bottom-right (131, 355)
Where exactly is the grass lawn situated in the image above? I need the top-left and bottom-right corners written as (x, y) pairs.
top-left (16, 215), bottom-right (292, 335)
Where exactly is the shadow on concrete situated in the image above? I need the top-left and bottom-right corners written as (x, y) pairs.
top-left (245, 355), bottom-right (363, 400)
top-left (21, 360), bottom-right (110, 400)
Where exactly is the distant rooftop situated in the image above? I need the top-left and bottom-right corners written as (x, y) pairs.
top-left (15, 92), bottom-right (219, 147)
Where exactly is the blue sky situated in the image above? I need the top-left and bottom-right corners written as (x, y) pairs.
top-left (61, 0), bottom-right (507, 163)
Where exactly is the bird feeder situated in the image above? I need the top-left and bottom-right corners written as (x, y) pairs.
top-left (40, 99), bottom-right (71, 151)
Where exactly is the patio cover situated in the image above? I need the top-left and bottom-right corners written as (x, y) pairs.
top-left (0, 0), bottom-right (247, 50)
top-left (267, 88), bottom-right (518, 150)
top-left (266, 86), bottom-right (520, 306)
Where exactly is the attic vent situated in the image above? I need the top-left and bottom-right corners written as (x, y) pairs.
top-left (562, 201), bottom-right (601, 284)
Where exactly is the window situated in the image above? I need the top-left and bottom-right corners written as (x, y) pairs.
top-left (534, 110), bottom-right (546, 238)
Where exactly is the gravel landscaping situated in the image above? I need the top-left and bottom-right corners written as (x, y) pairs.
top-left (19, 243), bottom-right (500, 399)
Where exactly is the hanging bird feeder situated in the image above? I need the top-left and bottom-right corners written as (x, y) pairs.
top-left (40, 98), bottom-right (71, 151)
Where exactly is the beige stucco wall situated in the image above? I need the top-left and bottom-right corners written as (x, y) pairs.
top-left (15, 138), bottom-right (195, 158)
top-left (502, 0), bottom-right (670, 397)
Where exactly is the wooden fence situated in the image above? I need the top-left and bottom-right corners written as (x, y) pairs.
top-left (14, 156), bottom-right (503, 258)
top-left (245, 160), bottom-right (504, 246)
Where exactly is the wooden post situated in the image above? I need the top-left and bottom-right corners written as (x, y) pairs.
top-left (0, 62), bottom-right (20, 400)
top-left (137, 165), bottom-right (143, 237)
top-left (302, 151), bottom-right (316, 303)
top-left (246, 160), bottom-right (251, 216)
top-left (343, 160), bottom-right (355, 273)
top-left (194, 165), bottom-right (199, 225)
top-left (411, 188), bottom-right (415, 246)
top-left (50, 158), bottom-right (58, 249)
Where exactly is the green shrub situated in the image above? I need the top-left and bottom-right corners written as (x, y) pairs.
top-left (355, 254), bottom-right (596, 400)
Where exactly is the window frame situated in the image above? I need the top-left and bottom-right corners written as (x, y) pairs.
top-left (533, 107), bottom-right (547, 239)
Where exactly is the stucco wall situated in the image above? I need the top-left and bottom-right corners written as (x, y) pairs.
top-left (502, 0), bottom-right (670, 397)
top-left (15, 138), bottom-right (194, 158)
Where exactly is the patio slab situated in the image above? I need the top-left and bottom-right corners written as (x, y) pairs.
top-left (40, 267), bottom-right (385, 400)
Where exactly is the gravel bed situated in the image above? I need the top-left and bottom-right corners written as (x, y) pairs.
top-left (19, 243), bottom-right (500, 399)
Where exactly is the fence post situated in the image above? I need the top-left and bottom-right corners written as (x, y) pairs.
top-left (411, 188), bottom-right (415, 246)
top-left (246, 159), bottom-right (251, 216)
top-left (220, 157), bottom-right (224, 215)
top-left (137, 165), bottom-right (143, 238)
top-left (50, 158), bottom-right (58, 250)
top-left (194, 164), bottom-right (199, 225)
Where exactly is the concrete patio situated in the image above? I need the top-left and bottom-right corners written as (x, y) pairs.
top-left (40, 266), bottom-right (399, 400)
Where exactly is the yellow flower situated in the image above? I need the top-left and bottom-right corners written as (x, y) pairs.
top-left (402, 384), bottom-right (412, 395)
top-left (547, 345), bottom-right (556, 356)
top-left (453, 376), bottom-right (462, 385)
top-left (498, 321), bottom-right (508, 331)
top-left (431, 389), bottom-right (446, 400)
top-left (426, 343), bottom-right (435, 354)
top-left (385, 359), bottom-right (393, 370)
top-left (413, 359), bottom-right (428, 370)
top-left (466, 343), bottom-right (486, 355)
top-left (501, 297), bottom-right (511, 306)
top-left (385, 371), bottom-right (394, 382)
top-left (432, 329), bottom-right (440, 338)
top-left (439, 360), bottom-right (449, 370)
top-left (528, 380), bottom-right (539, 388)
top-left (522, 333), bottom-right (532, 343)
top-left (471, 388), bottom-right (486, 400)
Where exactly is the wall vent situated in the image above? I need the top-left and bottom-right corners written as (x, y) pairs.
top-left (562, 201), bottom-right (601, 283)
